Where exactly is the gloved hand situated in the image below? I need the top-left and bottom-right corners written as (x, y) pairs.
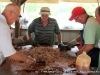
top-left (58, 43), bottom-right (70, 51)
top-left (58, 43), bottom-right (66, 51)
top-left (64, 51), bottom-right (76, 58)
top-left (25, 38), bottom-right (34, 45)
top-left (25, 38), bottom-right (37, 46)
top-left (12, 38), bottom-right (25, 46)
top-left (68, 39), bottom-right (77, 48)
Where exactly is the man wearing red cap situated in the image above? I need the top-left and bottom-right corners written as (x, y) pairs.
top-left (69, 6), bottom-right (100, 67)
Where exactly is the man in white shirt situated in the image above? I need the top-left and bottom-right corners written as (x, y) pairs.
top-left (0, 3), bottom-right (36, 65)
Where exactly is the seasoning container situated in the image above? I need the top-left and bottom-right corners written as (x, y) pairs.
top-left (76, 51), bottom-right (91, 75)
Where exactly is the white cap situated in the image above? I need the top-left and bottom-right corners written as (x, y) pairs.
top-left (39, 7), bottom-right (51, 15)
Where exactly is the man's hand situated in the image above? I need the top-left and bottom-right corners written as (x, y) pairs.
top-left (58, 43), bottom-right (71, 51)
top-left (58, 43), bottom-right (66, 51)
top-left (25, 57), bottom-right (36, 65)
top-left (13, 38), bottom-right (25, 46)
top-left (65, 51), bottom-right (76, 58)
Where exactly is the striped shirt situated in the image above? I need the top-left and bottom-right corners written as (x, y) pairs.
top-left (28, 17), bottom-right (61, 45)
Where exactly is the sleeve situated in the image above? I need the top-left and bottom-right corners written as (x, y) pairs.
top-left (0, 32), bottom-right (16, 57)
top-left (28, 20), bottom-right (35, 33)
top-left (54, 19), bottom-right (61, 35)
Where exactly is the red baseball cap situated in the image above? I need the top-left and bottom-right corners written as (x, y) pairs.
top-left (69, 6), bottom-right (86, 21)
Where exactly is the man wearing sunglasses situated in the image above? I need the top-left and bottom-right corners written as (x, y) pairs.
top-left (69, 6), bottom-right (100, 67)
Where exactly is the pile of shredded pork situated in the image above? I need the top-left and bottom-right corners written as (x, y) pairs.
top-left (9, 46), bottom-right (76, 74)
top-left (21, 46), bottom-right (60, 63)
top-left (19, 46), bottom-right (76, 66)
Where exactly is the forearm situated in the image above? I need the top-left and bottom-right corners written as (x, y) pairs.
top-left (77, 44), bottom-right (94, 55)
top-left (75, 35), bottom-right (81, 42)
top-left (57, 34), bottom-right (62, 43)
top-left (28, 32), bottom-right (32, 39)
top-left (69, 35), bottom-right (81, 44)
top-left (8, 51), bottom-right (36, 65)
top-left (8, 51), bottom-right (28, 62)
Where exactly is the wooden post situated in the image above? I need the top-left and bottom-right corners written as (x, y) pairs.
top-left (97, 0), bottom-right (99, 6)
top-left (15, 21), bottom-right (20, 38)
top-left (10, 0), bottom-right (21, 38)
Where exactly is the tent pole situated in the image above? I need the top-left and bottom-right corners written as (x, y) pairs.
top-left (97, 0), bottom-right (99, 6)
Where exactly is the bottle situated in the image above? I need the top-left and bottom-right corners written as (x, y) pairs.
top-left (76, 51), bottom-right (91, 75)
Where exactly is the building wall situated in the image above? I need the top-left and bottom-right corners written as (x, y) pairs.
top-left (19, 29), bottom-right (80, 43)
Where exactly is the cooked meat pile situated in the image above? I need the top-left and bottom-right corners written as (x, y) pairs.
top-left (19, 46), bottom-right (76, 66)
top-left (9, 46), bottom-right (76, 74)
top-left (20, 46), bottom-right (60, 63)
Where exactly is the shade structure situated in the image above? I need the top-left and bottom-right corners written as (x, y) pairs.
top-left (0, 0), bottom-right (100, 3)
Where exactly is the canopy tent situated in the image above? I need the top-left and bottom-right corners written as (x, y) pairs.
top-left (60, 0), bottom-right (100, 3)
top-left (0, 0), bottom-right (100, 3)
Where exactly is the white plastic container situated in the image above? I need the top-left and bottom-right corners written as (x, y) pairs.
top-left (76, 51), bottom-right (91, 75)
top-left (22, 45), bottom-right (32, 50)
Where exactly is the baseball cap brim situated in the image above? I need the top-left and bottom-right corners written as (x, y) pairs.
top-left (69, 6), bottom-right (86, 21)
top-left (69, 14), bottom-right (76, 21)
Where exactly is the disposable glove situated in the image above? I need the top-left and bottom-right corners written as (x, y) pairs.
top-left (25, 38), bottom-right (37, 46)
top-left (13, 38), bottom-right (25, 46)
top-left (64, 51), bottom-right (76, 58)
top-left (58, 43), bottom-right (70, 51)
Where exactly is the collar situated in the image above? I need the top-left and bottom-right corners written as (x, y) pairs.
top-left (85, 15), bottom-right (89, 24)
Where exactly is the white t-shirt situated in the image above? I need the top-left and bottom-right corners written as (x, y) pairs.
top-left (0, 14), bottom-right (16, 58)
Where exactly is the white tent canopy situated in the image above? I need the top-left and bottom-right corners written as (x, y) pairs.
top-left (60, 0), bottom-right (100, 3)
top-left (0, 0), bottom-right (100, 3)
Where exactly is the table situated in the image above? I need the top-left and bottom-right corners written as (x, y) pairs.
top-left (0, 60), bottom-right (99, 75)
top-left (0, 47), bottom-right (100, 75)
